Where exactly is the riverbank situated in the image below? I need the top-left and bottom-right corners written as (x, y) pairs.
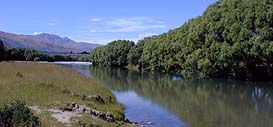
top-left (0, 62), bottom-right (131, 126)
top-left (88, 66), bottom-right (273, 127)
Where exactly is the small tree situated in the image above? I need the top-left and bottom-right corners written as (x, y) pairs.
top-left (0, 39), bottom-right (5, 61)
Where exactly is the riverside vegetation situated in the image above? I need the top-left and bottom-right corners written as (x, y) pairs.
top-left (90, 0), bottom-right (273, 82)
top-left (0, 39), bottom-right (91, 62)
top-left (0, 62), bottom-right (131, 127)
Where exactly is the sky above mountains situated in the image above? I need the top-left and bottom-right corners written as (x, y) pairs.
top-left (0, 0), bottom-right (216, 44)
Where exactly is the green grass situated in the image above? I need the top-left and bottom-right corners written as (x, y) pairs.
top-left (0, 62), bottom-right (125, 126)
top-left (71, 114), bottom-right (132, 127)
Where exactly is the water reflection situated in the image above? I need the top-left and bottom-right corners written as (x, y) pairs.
top-left (58, 63), bottom-right (273, 127)
top-left (89, 66), bottom-right (273, 127)
top-left (113, 90), bottom-right (186, 127)
top-left (56, 64), bottom-right (92, 76)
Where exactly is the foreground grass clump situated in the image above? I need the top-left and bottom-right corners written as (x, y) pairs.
top-left (0, 100), bottom-right (40, 127)
top-left (0, 62), bottom-right (125, 126)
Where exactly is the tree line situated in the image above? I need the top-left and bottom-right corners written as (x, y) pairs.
top-left (0, 39), bottom-right (91, 62)
top-left (90, 40), bottom-right (135, 67)
top-left (90, 0), bottom-right (273, 82)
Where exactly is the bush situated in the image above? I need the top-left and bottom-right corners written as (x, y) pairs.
top-left (0, 39), bottom-right (5, 61)
top-left (0, 100), bottom-right (41, 127)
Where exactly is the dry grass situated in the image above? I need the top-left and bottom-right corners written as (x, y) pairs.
top-left (0, 62), bottom-right (125, 126)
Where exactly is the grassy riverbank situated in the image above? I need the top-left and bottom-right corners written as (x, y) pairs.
top-left (0, 62), bottom-right (128, 127)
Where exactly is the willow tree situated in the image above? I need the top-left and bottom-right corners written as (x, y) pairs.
top-left (0, 39), bottom-right (5, 61)
top-left (91, 40), bottom-right (135, 67)
top-left (135, 0), bottom-right (273, 81)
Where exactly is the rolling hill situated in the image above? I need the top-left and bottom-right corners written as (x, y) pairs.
top-left (0, 31), bottom-right (101, 53)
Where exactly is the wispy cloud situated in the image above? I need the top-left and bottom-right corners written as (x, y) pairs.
top-left (77, 39), bottom-right (111, 45)
top-left (90, 18), bottom-right (103, 22)
top-left (72, 17), bottom-right (167, 44)
top-left (89, 29), bottom-right (97, 33)
top-left (33, 32), bottom-right (43, 35)
top-left (138, 33), bottom-right (158, 38)
top-left (47, 20), bottom-right (58, 26)
top-left (89, 17), bottom-right (166, 33)
top-left (106, 24), bottom-right (165, 33)
top-left (48, 22), bottom-right (57, 26)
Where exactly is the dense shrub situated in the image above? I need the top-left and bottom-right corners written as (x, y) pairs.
top-left (0, 100), bottom-right (40, 127)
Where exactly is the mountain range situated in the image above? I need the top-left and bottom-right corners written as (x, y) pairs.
top-left (0, 31), bottom-right (101, 53)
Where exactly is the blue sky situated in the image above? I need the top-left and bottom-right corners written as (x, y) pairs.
top-left (0, 0), bottom-right (216, 44)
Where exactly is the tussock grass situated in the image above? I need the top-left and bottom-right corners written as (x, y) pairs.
top-left (0, 62), bottom-right (124, 126)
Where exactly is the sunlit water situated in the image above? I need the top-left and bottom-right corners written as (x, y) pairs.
top-left (56, 63), bottom-right (273, 127)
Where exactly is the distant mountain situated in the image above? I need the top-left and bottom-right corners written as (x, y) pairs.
top-left (0, 31), bottom-right (102, 53)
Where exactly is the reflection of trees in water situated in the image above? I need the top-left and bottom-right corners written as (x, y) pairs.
top-left (57, 64), bottom-right (92, 76)
top-left (90, 66), bottom-right (273, 127)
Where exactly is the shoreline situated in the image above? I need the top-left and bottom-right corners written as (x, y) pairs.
top-left (0, 62), bottom-right (131, 126)
top-left (41, 61), bottom-right (92, 65)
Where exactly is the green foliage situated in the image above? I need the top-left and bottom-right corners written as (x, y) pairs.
top-left (128, 40), bottom-right (145, 66)
top-left (0, 100), bottom-right (40, 127)
top-left (2, 47), bottom-right (90, 62)
top-left (0, 39), bottom-right (5, 61)
top-left (0, 38), bottom-right (92, 62)
top-left (133, 0), bottom-right (273, 81)
top-left (89, 0), bottom-right (273, 82)
top-left (77, 55), bottom-right (92, 62)
top-left (91, 40), bottom-right (135, 67)
top-left (5, 48), bottom-right (38, 61)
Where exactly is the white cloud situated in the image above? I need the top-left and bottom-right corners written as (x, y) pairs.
top-left (106, 18), bottom-right (141, 27)
top-left (89, 29), bottom-right (97, 33)
top-left (48, 22), bottom-right (57, 26)
top-left (33, 32), bottom-right (43, 35)
top-left (77, 37), bottom-right (141, 45)
top-left (90, 18), bottom-right (103, 22)
top-left (138, 33), bottom-right (158, 38)
top-left (105, 17), bottom-right (166, 32)
top-left (73, 17), bottom-right (167, 44)
top-left (90, 17), bottom-right (166, 33)
top-left (47, 20), bottom-right (58, 26)
top-left (106, 24), bottom-right (165, 33)
top-left (77, 39), bottom-right (110, 45)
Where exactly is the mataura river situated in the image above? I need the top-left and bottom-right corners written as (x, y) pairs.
top-left (54, 62), bottom-right (273, 127)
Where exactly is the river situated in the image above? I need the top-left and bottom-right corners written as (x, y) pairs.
top-left (56, 63), bottom-right (273, 127)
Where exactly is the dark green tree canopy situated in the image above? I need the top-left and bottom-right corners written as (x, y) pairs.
top-left (133, 0), bottom-right (273, 81)
top-left (0, 39), bottom-right (5, 61)
top-left (91, 40), bottom-right (135, 67)
top-left (91, 0), bottom-right (273, 82)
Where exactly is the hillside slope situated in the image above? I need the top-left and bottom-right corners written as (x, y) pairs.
top-left (0, 31), bottom-right (101, 53)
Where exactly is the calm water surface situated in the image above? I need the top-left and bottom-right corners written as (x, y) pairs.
top-left (57, 63), bottom-right (273, 127)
